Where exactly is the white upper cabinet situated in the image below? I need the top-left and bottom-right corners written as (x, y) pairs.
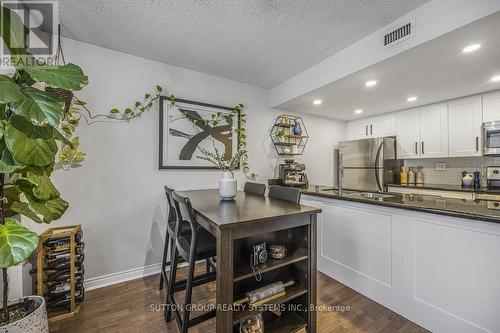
top-left (346, 113), bottom-right (396, 140)
top-left (370, 113), bottom-right (396, 137)
top-left (346, 118), bottom-right (369, 140)
top-left (396, 103), bottom-right (448, 159)
top-left (483, 90), bottom-right (500, 123)
top-left (419, 102), bottom-right (449, 158)
top-left (396, 108), bottom-right (420, 159)
top-left (448, 95), bottom-right (482, 157)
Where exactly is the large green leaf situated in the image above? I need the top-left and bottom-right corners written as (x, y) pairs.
top-left (24, 194), bottom-right (68, 224)
top-left (24, 64), bottom-right (88, 91)
top-left (0, 140), bottom-right (23, 173)
top-left (2, 187), bottom-right (43, 223)
top-left (12, 86), bottom-right (64, 126)
top-left (4, 117), bottom-right (58, 166)
top-left (15, 172), bottom-right (60, 201)
top-left (10, 202), bottom-right (43, 224)
top-left (0, 218), bottom-right (39, 268)
top-left (0, 79), bottom-right (25, 104)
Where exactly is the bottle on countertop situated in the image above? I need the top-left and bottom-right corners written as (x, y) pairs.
top-left (462, 171), bottom-right (473, 188)
top-left (473, 170), bottom-right (481, 189)
top-left (408, 167), bottom-right (416, 184)
top-left (400, 167), bottom-right (408, 184)
top-left (416, 166), bottom-right (424, 185)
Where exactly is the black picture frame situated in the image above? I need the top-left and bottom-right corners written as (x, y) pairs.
top-left (158, 96), bottom-right (240, 169)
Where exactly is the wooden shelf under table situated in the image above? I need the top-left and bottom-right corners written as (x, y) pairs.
top-left (232, 283), bottom-right (308, 325)
top-left (233, 248), bottom-right (308, 282)
top-left (266, 311), bottom-right (307, 333)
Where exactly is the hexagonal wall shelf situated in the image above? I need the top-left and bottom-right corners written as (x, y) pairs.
top-left (270, 115), bottom-right (308, 156)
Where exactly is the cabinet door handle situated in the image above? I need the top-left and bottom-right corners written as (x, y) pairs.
top-left (415, 142), bottom-right (418, 154)
top-left (421, 142), bottom-right (424, 155)
top-left (365, 125), bottom-right (368, 136)
top-left (476, 136), bottom-right (479, 152)
top-left (370, 124), bottom-right (373, 135)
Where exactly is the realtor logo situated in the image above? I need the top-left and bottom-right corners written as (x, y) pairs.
top-left (1, 0), bottom-right (59, 67)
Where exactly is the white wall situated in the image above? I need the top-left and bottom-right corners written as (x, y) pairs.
top-left (24, 38), bottom-right (345, 282)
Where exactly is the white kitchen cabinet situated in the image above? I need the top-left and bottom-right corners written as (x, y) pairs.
top-left (396, 108), bottom-right (420, 159)
top-left (346, 118), bottom-right (369, 140)
top-left (419, 102), bottom-right (448, 158)
top-left (318, 201), bottom-right (402, 312)
top-left (346, 113), bottom-right (396, 140)
top-left (396, 103), bottom-right (448, 159)
top-left (370, 113), bottom-right (396, 137)
top-left (448, 95), bottom-right (482, 157)
top-left (483, 90), bottom-right (500, 122)
top-left (303, 194), bottom-right (500, 333)
top-left (402, 213), bottom-right (500, 333)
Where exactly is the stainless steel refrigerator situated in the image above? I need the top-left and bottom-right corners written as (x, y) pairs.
top-left (338, 136), bottom-right (400, 192)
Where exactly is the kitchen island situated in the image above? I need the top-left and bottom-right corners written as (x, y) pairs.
top-left (301, 185), bottom-right (500, 333)
top-left (303, 185), bottom-right (500, 223)
top-left (177, 189), bottom-right (321, 333)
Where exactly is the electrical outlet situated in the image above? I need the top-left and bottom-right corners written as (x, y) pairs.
top-left (435, 162), bottom-right (446, 171)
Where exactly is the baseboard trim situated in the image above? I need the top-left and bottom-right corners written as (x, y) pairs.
top-left (84, 262), bottom-right (191, 291)
top-left (84, 263), bottom-right (163, 291)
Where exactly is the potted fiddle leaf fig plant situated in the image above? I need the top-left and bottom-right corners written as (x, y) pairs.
top-left (0, 5), bottom-right (88, 332)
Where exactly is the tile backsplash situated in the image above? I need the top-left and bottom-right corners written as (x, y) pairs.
top-left (403, 156), bottom-right (500, 186)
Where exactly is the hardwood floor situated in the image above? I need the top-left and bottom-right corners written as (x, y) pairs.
top-left (49, 265), bottom-right (428, 333)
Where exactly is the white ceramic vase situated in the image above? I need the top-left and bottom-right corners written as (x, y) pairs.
top-left (0, 296), bottom-right (49, 333)
top-left (219, 171), bottom-right (237, 200)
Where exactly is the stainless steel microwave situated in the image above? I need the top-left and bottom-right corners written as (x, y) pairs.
top-left (483, 121), bottom-right (500, 155)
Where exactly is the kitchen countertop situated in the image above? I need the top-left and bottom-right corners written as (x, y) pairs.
top-left (301, 185), bottom-right (500, 224)
top-left (387, 183), bottom-right (500, 193)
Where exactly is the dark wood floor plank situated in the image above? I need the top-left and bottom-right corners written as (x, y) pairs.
top-left (49, 268), bottom-right (428, 333)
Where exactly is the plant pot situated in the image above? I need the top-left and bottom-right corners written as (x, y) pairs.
top-left (219, 171), bottom-right (237, 200)
top-left (45, 87), bottom-right (73, 114)
top-left (0, 296), bottom-right (48, 333)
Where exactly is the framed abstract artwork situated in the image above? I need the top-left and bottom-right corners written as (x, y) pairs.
top-left (158, 97), bottom-right (240, 169)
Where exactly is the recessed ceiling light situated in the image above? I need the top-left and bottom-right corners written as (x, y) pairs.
top-left (313, 99), bottom-right (322, 105)
top-left (365, 80), bottom-right (377, 87)
top-left (491, 75), bottom-right (500, 82)
top-left (407, 96), bottom-right (417, 102)
top-left (354, 109), bottom-right (363, 114)
top-left (462, 43), bottom-right (481, 53)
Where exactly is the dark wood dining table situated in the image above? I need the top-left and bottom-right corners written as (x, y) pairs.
top-left (177, 189), bottom-right (321, 333)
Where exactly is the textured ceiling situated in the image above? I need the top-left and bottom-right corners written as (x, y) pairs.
top-left (39, 0), bottom-right (429, 88)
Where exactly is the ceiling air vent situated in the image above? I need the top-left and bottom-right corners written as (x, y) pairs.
top-left (382, 20), bottom-right (414, 49)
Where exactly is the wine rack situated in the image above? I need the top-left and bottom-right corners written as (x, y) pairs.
top-left (35, 225), bottom-right (84, 322)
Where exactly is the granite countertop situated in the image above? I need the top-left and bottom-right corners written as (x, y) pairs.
top-left (387, 183), bottom-right (500, 193)
top-left (301, 185), bottom-right (500, 224)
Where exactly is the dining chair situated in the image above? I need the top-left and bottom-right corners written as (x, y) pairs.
top-left (165, 191), bottom-right (217, 333)
top-left (243, 181), bottom-right (266, 196)
top-left (268, 185), bottom-right (301, 203)
top-left (159, 186), bottom-right (189, 290)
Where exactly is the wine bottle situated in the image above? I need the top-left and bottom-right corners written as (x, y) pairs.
top-left (44, 231), bottom-right (83, 248)
top-left (45, 244), bottom-right (84, 260)
top-left (44, 282), bottom-right (83, 298)
top-left (44, 269), bottom-right (84, 283)
top-left (30, 256), bottom-right (84, 275)
top-left (47, 290), bottom-right (84, 309)
top-left (45, 275), bottom-right (83, 288)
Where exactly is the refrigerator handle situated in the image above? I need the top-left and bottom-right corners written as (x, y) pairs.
top-left (374, 142), bottom-right (384, 192)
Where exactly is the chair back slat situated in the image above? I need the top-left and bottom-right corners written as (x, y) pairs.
top-left (268, 185), bottom-right (301, 204)
top-left (164, 186), bottom-right (177, 223)
top-left (244, 182), bottom-right (266, 196)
